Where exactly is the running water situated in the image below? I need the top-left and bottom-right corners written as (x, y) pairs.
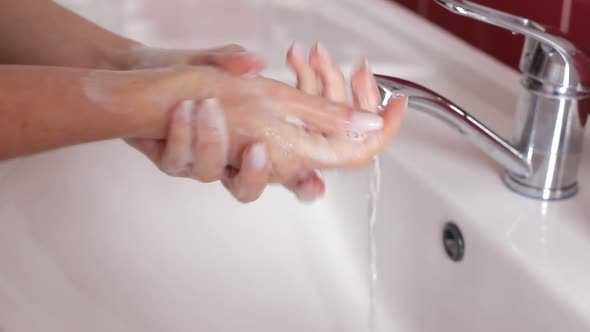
top-left (368, 157), bottom-right (381, 332)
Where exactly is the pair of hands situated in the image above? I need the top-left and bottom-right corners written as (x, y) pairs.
top-left (121, 43), bottom-right (406, 202)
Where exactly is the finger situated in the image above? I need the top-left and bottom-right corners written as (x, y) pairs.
top-left (160, 100), bottom-right (195, 175)
top-left (191, 98), bottom-right (229, 182)
top-left (208, 44), bottom-right (246, 54)
top-left (180, 44), bottom-right (244, 66)
top-left (254, 76), bottom-right (381, 135)
top-left (286, 42), bottom-right (320, 95)
top-left (125, 138), bottom-right (165, 164)
top-left (302, 96), bottom-right (407, 169)
top-left (185, 44), bottom-right (265, 76)
top-left (270, 91), bottom-right (353, 134)
top-left (283, 172), bottom-right (326, 202)
top-left (351, 60), bottom-right (381, 112)
top-left (213, 52), bottom-right (266, 76)
top-left (309, 42), bottom-right (347, 102)
top-left (297, 101), bottom-right (383, 136)
top-left (222, 143), bottom-right (270, 203)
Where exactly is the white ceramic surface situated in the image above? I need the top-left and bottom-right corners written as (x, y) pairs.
top-left (1, 0), bottom-right (589, 331)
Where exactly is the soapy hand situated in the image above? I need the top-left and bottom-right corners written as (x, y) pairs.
top-left (124, 44), bottom-right (272, 202)
top-left (121, 44), bottom-right (406, 202)
top-left (282, 42), bottom-right (406, 200)
top-left (125, 43), bottom-right (265, 160)
top-left (0, 0), bottom-right (405, 203)
top-left (124, 44), bottom-right (285, 202)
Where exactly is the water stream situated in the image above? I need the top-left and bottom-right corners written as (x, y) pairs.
top-left (368, 157), bottom-right (381, 332)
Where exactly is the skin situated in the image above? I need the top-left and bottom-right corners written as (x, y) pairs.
top-left (280, 43), bottom-right (406, 201)
top-left (145, 46), bottom-right (407, 202)
top-left (0, 0), bottom-right (407, 203)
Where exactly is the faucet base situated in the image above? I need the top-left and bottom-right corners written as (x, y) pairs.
top-left (502, 174), bottom-right (578, 201)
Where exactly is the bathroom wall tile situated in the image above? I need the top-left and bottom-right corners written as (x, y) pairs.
top-left (568, 0), bottom-right (590, 53)
top-left (394, 0), bottom-right (430, 16)
top-left (394, 0), bottom-right (421, 11)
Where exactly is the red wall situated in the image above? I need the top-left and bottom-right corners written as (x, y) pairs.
top-left (393, 0), bottom-right (589, 69)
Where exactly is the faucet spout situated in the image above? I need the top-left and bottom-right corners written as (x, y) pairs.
top-left (386, 0), bottom-right (589, 200)
top-left (375, 74), bottom-right (532, 177)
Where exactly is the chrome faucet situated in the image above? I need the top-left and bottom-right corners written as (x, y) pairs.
top-left (375, 0), bottom-right (590, 200)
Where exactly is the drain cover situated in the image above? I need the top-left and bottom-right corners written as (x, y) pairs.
top-left (443, 222), bottom-right (464, 262)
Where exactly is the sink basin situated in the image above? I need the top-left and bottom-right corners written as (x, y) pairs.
top-left (1, 0), bottom-right (590, 331)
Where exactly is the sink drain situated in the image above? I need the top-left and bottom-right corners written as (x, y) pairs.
top-left (443, 222), bottom-right (464, 262)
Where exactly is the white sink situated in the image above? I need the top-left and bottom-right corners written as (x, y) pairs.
top-left (1, 0), bottom-right (590, 331)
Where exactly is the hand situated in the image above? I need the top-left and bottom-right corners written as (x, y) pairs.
top-left (116, 45), bottom-right (406, 203)
top-left (124, 44), bottom-right (273, 203)
top-left (281, 42), bottom-right (401, 201)
top-left (125, 43), bottom-right (265, 169)
top-left (121, 44), bottom-right (324, 202)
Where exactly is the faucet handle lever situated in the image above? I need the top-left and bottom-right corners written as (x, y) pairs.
top-left (435, 0), bottom-right (590, 95)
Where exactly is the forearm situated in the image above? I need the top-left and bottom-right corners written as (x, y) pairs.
top-left (0, 0), bottom-right (140, 69)
top-left (0, 65), bottom-right (166, 160)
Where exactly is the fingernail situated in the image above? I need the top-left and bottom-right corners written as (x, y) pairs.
top-left (295, 181), bottom-right (320, 202)
top-left (248, 143), bottom-right (267, 171)
top-left (235, 187), bottom-right (251, 202)
top-left (390, 95), bottom-right (409, 113)
top-left (176, 100), bottom-right (194, 123)
top-left (289, 42), bottom-right (304, 60)
top-left (315, 170), bottom-right (324, 181)
top-left (315, 41), bottom-right (330, 61)
top-left (400, 95), bottom-right (409, 109)
top-left (350, 111), bottom-right (383, 132)
top-left (197, 98), bottom-right (225, 128)
top-left (363, 58), bottom-right (370, 71)
top-left (365, 61), bottom-right (382, 111)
